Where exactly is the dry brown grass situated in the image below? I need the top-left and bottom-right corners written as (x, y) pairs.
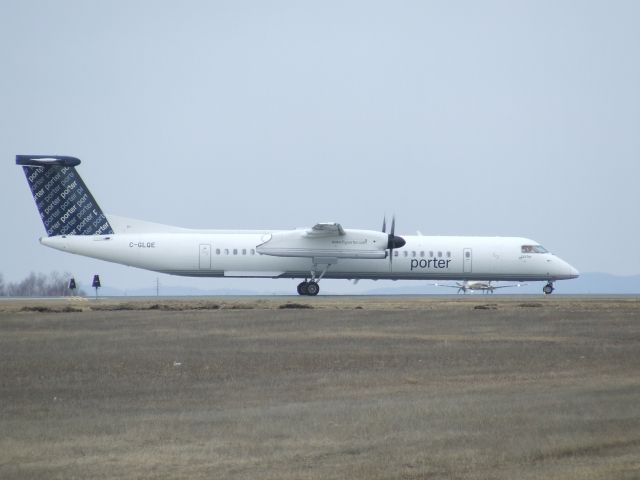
top-left (1, 297), bottom-right (639, 479)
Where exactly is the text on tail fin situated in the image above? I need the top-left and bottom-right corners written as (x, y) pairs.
top-left (17, 155), bottom-right (114, 236)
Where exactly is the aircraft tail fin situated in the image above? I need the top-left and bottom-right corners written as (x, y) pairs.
top-left (16, 155), bottom-right (114, 236)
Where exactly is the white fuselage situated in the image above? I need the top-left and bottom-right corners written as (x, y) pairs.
top-left (41, 231), bottom-right (579, 282)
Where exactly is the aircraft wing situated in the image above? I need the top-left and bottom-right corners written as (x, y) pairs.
top-left (491, 283), bottom-right (525, 289)
top-left (431, 283), bottom-right (461, 289)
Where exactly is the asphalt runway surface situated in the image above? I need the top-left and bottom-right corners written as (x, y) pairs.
top-left (1, 296), bottom-right (639, 479)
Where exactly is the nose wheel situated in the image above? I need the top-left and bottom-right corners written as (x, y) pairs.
top-left (543, 282), bottom-right (555, 295)
top-left (297, 281), bottom-right (319, 296)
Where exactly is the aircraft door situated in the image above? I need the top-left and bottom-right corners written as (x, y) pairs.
top-left (463, 248), bottom-right (472, 273)
top-left (199, 244), bottom-right (212, 269)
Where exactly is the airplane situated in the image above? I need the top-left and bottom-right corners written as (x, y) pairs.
top-left (432, 280), bottom-right (524, 294)
top-left (16, 155), bottom-right (579, 296)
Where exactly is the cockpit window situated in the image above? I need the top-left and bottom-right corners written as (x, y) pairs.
top-left (521, 245), bottom-right (548, 254)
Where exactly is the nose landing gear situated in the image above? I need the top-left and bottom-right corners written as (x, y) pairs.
top-left (543, 282), bottom-right (555, 295)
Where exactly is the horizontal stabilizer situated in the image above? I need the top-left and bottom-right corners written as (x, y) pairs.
top-left (16, 155), bottom-right (81, 167)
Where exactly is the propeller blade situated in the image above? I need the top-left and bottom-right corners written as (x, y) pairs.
top-left (382, 214), bottom-right (405, 270)
top-left (386, 215), bottom-right (406, 250)
top-left (389, 215), bottom-right (395, 269)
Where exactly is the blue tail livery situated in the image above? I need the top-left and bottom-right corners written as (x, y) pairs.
top-left (16, 155), bottom-right (113, 236)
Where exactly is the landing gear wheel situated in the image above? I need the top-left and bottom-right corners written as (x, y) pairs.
top-left (297, 282), bottom-right (309, 296)
top-left (306, 281), bottom-right (320, 296)
top-left (543, 283), bottom-right (554, 295)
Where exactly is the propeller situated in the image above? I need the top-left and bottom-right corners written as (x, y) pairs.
top-left (382, 215), bottom-right (406, 267)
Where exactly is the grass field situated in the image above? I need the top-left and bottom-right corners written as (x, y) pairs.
top-left (1, 297), bottom-right (639, 479)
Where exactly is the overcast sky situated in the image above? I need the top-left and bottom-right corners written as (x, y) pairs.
top-left (1, 1), bottom-right (639, 292)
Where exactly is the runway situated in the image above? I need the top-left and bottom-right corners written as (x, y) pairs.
top-left (1, 297), bottom-right (639, 479)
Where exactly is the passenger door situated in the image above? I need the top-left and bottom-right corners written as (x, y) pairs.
top-left (199, 244), bottom-right (212, 269)
top-left (463, 248), bottom-right (472, 274)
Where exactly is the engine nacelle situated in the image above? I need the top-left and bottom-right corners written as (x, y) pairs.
top-left (256, 229), bottom-right (389, 259)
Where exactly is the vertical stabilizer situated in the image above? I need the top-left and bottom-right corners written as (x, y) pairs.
top-left (16, 155), bottom-right (114, 236)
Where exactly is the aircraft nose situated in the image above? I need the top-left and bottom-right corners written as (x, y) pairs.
top-left (568, 264), bottom-right (580, 279)
top-left (551, 256), bottom-right (579, 280)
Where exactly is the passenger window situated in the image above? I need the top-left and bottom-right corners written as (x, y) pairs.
top-left (250, 249), bottom-right (255, 255)
top-left (429, 251), bottom-right (434, 257)
top-left (446, 251), bottom-right (451, 258)
top-left (242, 249), bottom-right (246, 255)
top-left (233, 249), bottom-right (238, 255)
top-left (412, 251), bottom-right (416, 257)
top-left (224, 249), bottom-right (229, 255)
top-left (420, 251), bottom-right (425, 257)
top-left (215, 248), bottom-right (220, 255)
top-left (403, 251), bottom-right (408, 257)
top-left (394, 250), bottom-right (398, 257)
top-left (438, 251), bottom-right (442, 258)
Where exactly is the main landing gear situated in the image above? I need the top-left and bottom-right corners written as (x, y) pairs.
top-left (297, 261), bottom-right (333, 296)
top-left (297, 281), bottom-right (320, 296)
top-left (543, 281), bottom-right (555, 295)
